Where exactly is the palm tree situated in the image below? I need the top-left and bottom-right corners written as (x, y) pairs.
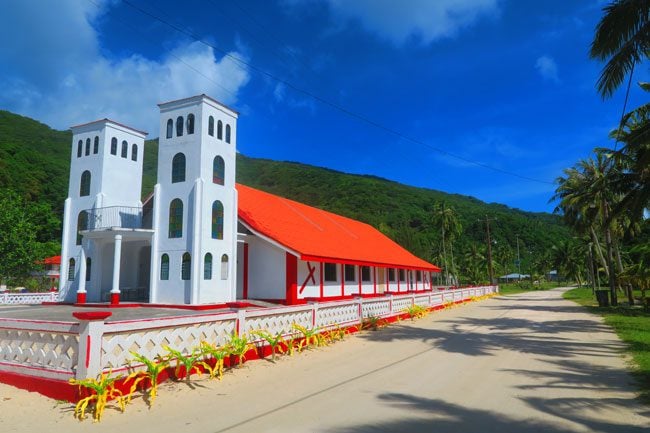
top-left (432, 202), bottom-right (462, 286)
top-left (553, 152), bottom-right (620, 304)
top-left (551, 240), bottom-right (585, 287)
top-left (590, 0), bottom-right (650, 99)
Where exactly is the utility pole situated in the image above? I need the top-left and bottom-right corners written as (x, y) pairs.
top-left (516, 234), bottom-right (521, 280)
top-left (479, 215), bottom-right (497, 284)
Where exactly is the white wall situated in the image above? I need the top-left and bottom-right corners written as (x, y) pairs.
top-left (246, 236), bottom-right (285, 300)
top-left (297, 260), bottom-right (320, 299)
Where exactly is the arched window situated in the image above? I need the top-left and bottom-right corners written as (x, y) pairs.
top-left (225, 124), bottom-right (231, 143)
top-left (111, 137), bottom-right (117, 155)
top-left (93, 136), bottom-right (99, 154)
top-left (213, 156), bottom-right (225, 185)
top-left (204, 253), bottom-right (213, 280)
top-left (121, 140), bottom-right (128, 158)
top-left (208, 116), bottom-right (214, 136)
top-left (217, 120), bottom-right (223, 140)
top-left (131, 143), bottom-right (138, 161)
top-left (220, 254), bottom-right (228, 280)
top-left (166, 119), bottom-right (173, 139)
top-left (160, 254), bottom-right (169, 280)
top-left (171, 153), bottom-right (186, 183)
top-left (80, 170), bottom-right (91, 196)
top-left (85, 138), bottom-right (91, 156)
top-left (168, 199), bottom-right (183, 238)
top-left (68, 258), bottom-right (76, 281)
top-left (85, 257), bottom-right (91, 281)
top-left (176, 116), bottom-right (184, 136)
top-left (212, 201), bottom-right (224, 240)
top-left (77, 140), bottom-right (83, 157)
top-left (181, 253), bottom-right (191, 280)
top-left (77, 211), bottom-right (88, 245)
top-left (187, 113), bottom-right (195, 134)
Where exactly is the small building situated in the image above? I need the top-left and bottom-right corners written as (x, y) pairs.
top-left (58, 94), bottom-right (440, 306)
top-left (498, 273), bottom-right (530, 283)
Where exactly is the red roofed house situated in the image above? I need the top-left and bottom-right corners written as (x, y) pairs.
top-left (58, 94), bottom-right (440, 306)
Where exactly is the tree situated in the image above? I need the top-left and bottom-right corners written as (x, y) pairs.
top-left (590, 0), bottom-right (650, 99)
top-left (0, 190), bottom-right (47, 284)
top-left (432, 202), bottom-right (462, 285)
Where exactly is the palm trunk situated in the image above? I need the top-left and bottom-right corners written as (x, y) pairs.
top-left (590, 226), bottom-right (609, 278)
top-left (603, 203), bottom-right (617, 306)
top-left (441, 226), bottom-right (448, 286)
top-left (614, 242), bottom-right (634, 305)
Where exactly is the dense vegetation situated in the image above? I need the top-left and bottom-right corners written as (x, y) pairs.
top-left (553, 0), bottom-right (650, 306)
top-left (0, 109), bottom-right (571, 286)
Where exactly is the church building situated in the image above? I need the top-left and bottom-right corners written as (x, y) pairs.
top-left (58, 94), bottom-right (440, 306)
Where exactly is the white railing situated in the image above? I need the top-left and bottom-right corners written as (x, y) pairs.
top-left (0, 292), bottom-right (59, 305)
top-left (0, 286), bottom-right (498, 382)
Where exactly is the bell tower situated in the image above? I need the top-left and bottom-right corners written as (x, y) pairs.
top-left (150, 94), bottom-right (239, 304)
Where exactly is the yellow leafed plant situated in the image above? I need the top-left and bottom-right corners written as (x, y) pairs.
top-left (69, 370), bottom-right (125, 422)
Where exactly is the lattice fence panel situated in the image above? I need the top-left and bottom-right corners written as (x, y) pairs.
top-left (362, 300), bottom-right (391, 318)
top-left (414, 295), bottom-right (430, 308)
top-left (0, 292), bottom-right (58, 305)
top-left (0, 329), bottom-right (78, 372)
top-left (392, 297), bottom-right (413, 313)
top-left (101, 319), bottom-right (236, 370)
top-left (316, 303), bottom-right (359, 329)
top-left (243, 310), bottom-right (312, 336)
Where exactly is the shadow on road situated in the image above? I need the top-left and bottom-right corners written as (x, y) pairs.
top-left (326, 392), bottom-right (646, 433)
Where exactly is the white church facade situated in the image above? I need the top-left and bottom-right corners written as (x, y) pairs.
top-left (59, 94), bottom-right (440, 306)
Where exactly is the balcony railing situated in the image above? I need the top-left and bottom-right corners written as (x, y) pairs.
top-left (81, 206), bottom-right (152, 231)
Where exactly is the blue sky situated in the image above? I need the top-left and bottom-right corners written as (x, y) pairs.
top-left (0, 0), bottom-right (644, 213)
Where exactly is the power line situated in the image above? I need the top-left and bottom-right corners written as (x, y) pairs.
top-left (117, 0), bottom-right (554, 185)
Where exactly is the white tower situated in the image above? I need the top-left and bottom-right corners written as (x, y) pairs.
top-left (150, 95), bottom-right (239, 304)
top-left (59, 119), bottom-right (147, 303)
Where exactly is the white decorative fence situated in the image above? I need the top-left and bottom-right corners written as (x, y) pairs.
top-left (0, 286), bottom-right (498, 384)
top-left (0, 291), bottom-right (59, 305)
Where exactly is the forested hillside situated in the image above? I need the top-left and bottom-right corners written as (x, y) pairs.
top-left (0, 110), bottom-right (570, 283)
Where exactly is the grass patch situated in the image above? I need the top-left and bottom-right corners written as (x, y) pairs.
top-left (499, 281), bottom-right (559, 296)
top-left (564, 286), bottom-right (650, 404)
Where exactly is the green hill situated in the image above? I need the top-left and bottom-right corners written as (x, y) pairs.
top-left (0, 110), bottom-right (569, 281)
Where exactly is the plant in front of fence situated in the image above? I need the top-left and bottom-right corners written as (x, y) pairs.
top-left (282, 333), bottom-right (298, 356)
top-left (163, 345), bottom-right (203, 383)
top-left (252, 330), bottom-right (286, 361)
top-left (228, 331), bottom-right (254, 367)
top-left (69, 370), bottom-right (126, 422)
top-left (125, 351), bottom-right (169, 407)
top-left (403, 304), bottom-right (428, 320)
top-left (363, 315), bottom-right (386, 331)
top-left (292, 323), bottom-right (325, 351)
top-left (198, 341), bottom-right (231, 380)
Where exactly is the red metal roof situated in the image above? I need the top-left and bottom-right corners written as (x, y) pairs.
top-left (236, 184), bottom-right (440, 272)
top-left (43, 255), bottom-right (61, 265)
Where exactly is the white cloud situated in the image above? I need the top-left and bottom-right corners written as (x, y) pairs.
top-left (0, 0), bottom-right (250, 135)
top-left (535, 55), bottom-right (560, 83)
top-left (324, 0), bottom-right (500, 45)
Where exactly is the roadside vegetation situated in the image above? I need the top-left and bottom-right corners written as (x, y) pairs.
top-left (564, 286), bottom-right (650, 404)
top-left (498, 281), bottom-right (559, 296)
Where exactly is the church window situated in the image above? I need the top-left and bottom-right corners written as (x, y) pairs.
top-left (121, 140), bottom-right (128, 158)
top-left (80, 170), bottom-right (91, 196)
top-left (225, 124), bottom-right (231, 143)
top-left (131, 144), bottom-right (138, 161)
top-left (208, 116), bottom-right (214, 136)
top-left (187, 113), bottom-right (195, 134)
top-left (68, 258), bottom-right (76, 281)
top-left (77, 211), bottom-right (88, 245)
top-left (220, 254), bottom-right (228, 280)
top-left (160, 254), bottom-right (169, 280)
top-left (111, 137), bottom-right (117, 155)
top-left (181, 253), bottom-right (191, 280)
top-left (85, 258), bottom-right (91, 281)
top-left (168, 199), bottom-right (183, 238)
top-left (176, 116), bottom-right (184, 137)
top-left (77, 140), bottom-right (82, 157)
top-left (166, 119), bottom-right (173, 139)
top-left (212, 201), bottom-right (224, 240)
top-left (204, 253), bottom-right (213, 280)
top-left (93, 136), bottom-right (99, 154)
top-left (213, 156), bottom-right (224, 185)
top-left (217, 120), bottom-right (223, 139)
top-left (171, 153), bottom-right (186, 183)
top-left (85, 138), bottom-right (90, 156)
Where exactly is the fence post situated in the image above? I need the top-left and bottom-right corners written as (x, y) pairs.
top-left (73, 311), bottom-right (111, 380)
top-left (236, 309), bottom-right (246, 336)
top-left (309, 301), bottom-right (319, 328)
top-left (388, 294), bottom-right (394, 315)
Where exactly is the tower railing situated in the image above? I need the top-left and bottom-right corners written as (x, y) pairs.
top-left (81, 206), bottom-right (152, 231)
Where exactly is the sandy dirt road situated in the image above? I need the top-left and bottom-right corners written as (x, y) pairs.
top-left (1, 287), bottom-right (648, 432)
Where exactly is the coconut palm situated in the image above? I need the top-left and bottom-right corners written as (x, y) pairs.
top-left (432, 202), bottom-right (462, 285)
top-left (590, 0), bottom-right (650, 99)
top-left (553, 152), bottom-right (620, 304)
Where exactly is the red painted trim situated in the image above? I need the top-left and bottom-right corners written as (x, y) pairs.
top-left (285, 253), bottom-right (298, 305)
top-left (85, 335), bottom-right (91, 368)
top-left (300, 254), bottom-right (440, 272)
top-left (243, 243), bottom-right (249, 299)
top-left (110, 293), bottom-right (120, 305)
top-left (76, 292), bottom-right (86, 304)
top-left (397, 273), bottom-right (401, 292)
top-left (358, 266), bottom-right (362, 295)
top-left (373, 267), bottom-right (377, 294)
top-left (299, 262), bottom-right (316, 295)
top-left (319, 262), bottom-right (324, 298)
top-left (72, 311), bottom-right (112, 321)
top-left (340, 264), bottom-right (345, 296)
top-left (0, 371), bottom-right (77, 402)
